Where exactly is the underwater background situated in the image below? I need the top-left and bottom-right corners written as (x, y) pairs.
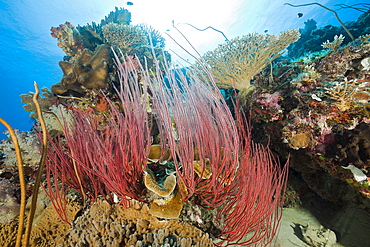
top-left (0, 0), bottom-right (364, 137)
top-left (0, 0), bottom-right (370, 246)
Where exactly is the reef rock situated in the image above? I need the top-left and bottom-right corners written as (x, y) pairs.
top-left (51, 44), bottom-right (110, 95)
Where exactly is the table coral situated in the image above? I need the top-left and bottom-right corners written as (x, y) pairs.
top-left (20, 87), bottom-right (55, 118)
top-left (51, 44), bottom-right (110, 95)
top-left (196, 29), bottom-right (300, 98)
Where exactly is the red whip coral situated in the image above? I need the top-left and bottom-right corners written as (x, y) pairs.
top-left (45, 48), bottom-right (288, 245)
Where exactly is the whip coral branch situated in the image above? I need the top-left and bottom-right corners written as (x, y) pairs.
top-left (0, 118), bottom-right (26, 247)
top-left (214, 101), bottom-right (289, 246)
top-left (162, 28), bottom-right (289, 245)
top-left (147, 59), bottom-right (240, 205)
top-left (45, 51), bottom-right (151, 208)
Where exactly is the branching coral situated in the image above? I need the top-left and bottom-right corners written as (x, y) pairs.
top-left (197, 29), bottom-right (300, 97)
top-left (136, 23), bottom-right (166, 48)
top-left (102, 23), bottom-right (148, 50)
top-left (321, 34), bottom-right (345, 51)
top-left (100, 6), bottom-right (131, 26)
top-left (325, 78), bottom-right (357, 111)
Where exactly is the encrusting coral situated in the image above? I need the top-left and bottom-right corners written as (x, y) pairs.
top-left (196, 29), bottom-right (300, 98)
top-left (51, 44), bottom-right (110, 95)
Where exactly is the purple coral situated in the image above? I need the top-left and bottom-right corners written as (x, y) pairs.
top-left (256, 92), bottom-right (282, 110)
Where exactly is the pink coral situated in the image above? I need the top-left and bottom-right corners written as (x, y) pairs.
top-left (256, 92), bottom-right (282, 110)
top-left (50, 21), bottom-right (85, 58)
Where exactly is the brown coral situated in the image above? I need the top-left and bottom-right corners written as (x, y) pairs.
top-left (288, 132), bottom-right (314, 150)
top-left (58, 199), bottom-right (213, 246)
top-left (149, 190), bottom-right (183, 219)
top-left (51, 44), bottom-right (110, 95)
top-left (144, 168), bottom-right (177, 197)
top-left (325, 78), bottom-right (357, 111)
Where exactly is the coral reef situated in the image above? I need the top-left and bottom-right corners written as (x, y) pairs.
top-left (51, 44), bottom-right (110, 95)
top-left (8, 5), bottom-right (370, 247)
top-left (40, 45), bottom-right (288, 247)
top-left (241, 31), bottom-right (370, 208)
top-left (288, 9), bottom-right (370, 58)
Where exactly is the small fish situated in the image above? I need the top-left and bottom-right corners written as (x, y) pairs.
top-left (298, 13), bottom-right (303, 18)
top-left (264, 30), bottom-right (268, 33)
top-left (127, 1), bottom-right (133, 5)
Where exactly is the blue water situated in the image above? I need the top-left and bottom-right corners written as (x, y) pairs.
top-left (0, 0), bottom-right (364, 138)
